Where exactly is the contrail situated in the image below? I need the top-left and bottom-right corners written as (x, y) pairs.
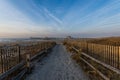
top-left (43, 7), bottom-right (63, 25)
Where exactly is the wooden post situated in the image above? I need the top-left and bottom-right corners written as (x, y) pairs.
top-left (109, 45), bottom-right (111, 65)
top-left (0, 47), bottom-right (4, 73)
top-left (26, 54), bottom-right (31, 73)
top-left (86, 42), bottom-right (88, 54)
top-left (3, 48), bottom-right (5, 72)
top-left (118, 45), bottom-right (120, 69)
top-left (111, 45), bottom-right (113, 66)
top-left (105, 45), bottom-right (107, 63)
top-left (45, 43), bottom-right (48, 53)
top-left (78, 49), bottom-right (82, 57)
top-left (40, 43), bottom-right (42, 51)
top-left (18, 45), bottom-right (21, 63)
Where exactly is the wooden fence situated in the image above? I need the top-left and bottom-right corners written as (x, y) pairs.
top-left (0, 41), bottom-right (56, 80)
top-left (78, 41), bottom-right (120, 69)
top-left (65, 40), bottom-right (120, 80)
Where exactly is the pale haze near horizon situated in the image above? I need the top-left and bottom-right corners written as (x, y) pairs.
top-left (0, 0), bottom-right (120, 38)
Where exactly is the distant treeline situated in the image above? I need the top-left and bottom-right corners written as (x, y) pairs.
top-left (30, 37), bottom-right (64, 40)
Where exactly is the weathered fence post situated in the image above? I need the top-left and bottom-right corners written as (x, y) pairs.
top-left (0, 47), bottom-right (3, 73)
top-left (45, 43), bottom-right (48, 53)
top-left (118, 44), bottom-right (120, 69)
top-left (87, 42), bottom-right (88, 54)
top-left (45, 46), bottom-right (48, 53)
top-left (18, 45), bottom-right (21, 63)
top-left (78, 49), bottom-right (82, 57)
top-left (26, 54), bottom-right (31, 73)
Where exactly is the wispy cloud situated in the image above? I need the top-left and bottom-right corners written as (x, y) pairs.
top-left (43, 7), bottom-right (63, 25)
top-left (1, 0), bottom-right (120, 38)
top-left (63, 0), bottom-right (120, 36)
top-left (0, 1), bottom-right (53, 38)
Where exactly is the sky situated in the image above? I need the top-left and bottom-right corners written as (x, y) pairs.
top-left (0, 0), bottom-right (120, 38)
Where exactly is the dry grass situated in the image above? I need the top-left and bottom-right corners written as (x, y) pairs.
top-left (87, 37), bottom-right (120, 46)
top-left (0, 41), bottom-right (55, 73)
top-left (63, 38), bottom-right (120, 80)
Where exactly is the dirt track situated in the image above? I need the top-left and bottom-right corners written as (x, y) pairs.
top-left (25, 44), bottom-right (89, 80)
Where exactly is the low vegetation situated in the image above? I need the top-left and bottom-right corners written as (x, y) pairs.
top-left (63, 37), bottom-right (120, 80)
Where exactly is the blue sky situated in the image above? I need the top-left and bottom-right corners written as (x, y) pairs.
top-left (0, 0), bottom-right (120, 38)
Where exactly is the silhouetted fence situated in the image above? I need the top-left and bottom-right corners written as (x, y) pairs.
top-left (0, 41), bottom-right (56, 79)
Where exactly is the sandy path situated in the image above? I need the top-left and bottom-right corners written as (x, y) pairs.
top-left (25, 44), bottom-right (89, 80)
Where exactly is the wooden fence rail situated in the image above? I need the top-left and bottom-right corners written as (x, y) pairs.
top-left (67, 41), bottom-right (120, 70)
top-left (0, 41), bottom-right (56, 80)
top-left (65, 40), bottom-right (120, 79)
top-left (82, 41), bottom-right (119, 70)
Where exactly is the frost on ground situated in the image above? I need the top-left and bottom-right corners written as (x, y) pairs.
top-left (25, 44), bottom-right (89, 80)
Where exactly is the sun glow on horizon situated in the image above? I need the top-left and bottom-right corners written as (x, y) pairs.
top-left (0, 0), bottom-right (120, 38)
